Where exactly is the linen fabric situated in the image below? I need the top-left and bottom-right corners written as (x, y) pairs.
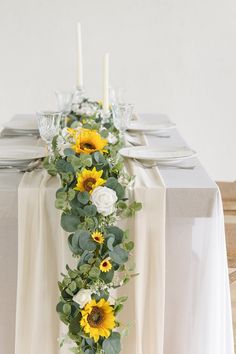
top-left (15, 155), bottom-right (166, 354)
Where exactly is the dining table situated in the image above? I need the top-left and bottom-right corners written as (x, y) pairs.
top-left (0, 113), bottom-right (234, 354)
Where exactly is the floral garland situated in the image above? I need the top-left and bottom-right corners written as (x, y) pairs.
top-left (44, 99), bottom-right (141, 354)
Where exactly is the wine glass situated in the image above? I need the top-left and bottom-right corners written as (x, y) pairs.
top-left (36, 111), bottom-right (62, 159)
top-left (55, 91), bottom-right (73, 127)
top-left (111, 103), bottom-right (134, 140)
top-left (110, 87), bottom-right (126, 105)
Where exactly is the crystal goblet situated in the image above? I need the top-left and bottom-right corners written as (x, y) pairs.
top-left (111, 103), bottom-right (134, 139)
top-left (55, 91), bottom-right (73, 127)
top-left (110, 87), bottom-right (126, 105)
top-left (36, 111), bottom-right (62, 159)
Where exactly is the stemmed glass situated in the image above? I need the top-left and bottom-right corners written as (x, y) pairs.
top-left (111, 103), bottom-right (134, 141)
top-left (71, 86), bottom-right (85, 113)
top-left (36, 111), bottom-right (62, 159)
top-left (110, 87), bottom-right (126, 105)
top-left (55, 91), bottom-right (73, 127)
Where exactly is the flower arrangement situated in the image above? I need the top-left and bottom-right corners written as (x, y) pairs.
top-left (44, 101), bottom-right (141, 354)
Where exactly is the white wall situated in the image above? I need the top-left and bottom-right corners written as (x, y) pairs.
top-left (0, 0), bottom-right (235, 181)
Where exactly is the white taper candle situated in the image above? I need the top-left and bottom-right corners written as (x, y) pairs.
top-left (77, 22), bottom-right (83, 88)
top-left (103, 53), bottom-right (110, 115)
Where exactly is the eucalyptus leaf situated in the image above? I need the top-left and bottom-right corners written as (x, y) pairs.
top-left (107, 235), bottom-right (115, 251)
top-left (77, 191), bottom-right (90, 205)
top-left (100, 269), bottom-right (114, 283)
top-left (84, 350), bottom-right (95, 354)
top-left (106, 226), bottom-right (124, 246)
top-left (109, 245), bottom-right (128, 265)
top-left (79, 264), bottom-right (91, 274)
top-left (68, 189), bottom-right (76, 201)
top-left (56, 191), bottom-right (67, 200)
top-left (78, 231), bottom-right (97, 251)
top-left (84, 205), bottom-right (97, 216)
top-left (125, 241), bottom-right (134, 251)
top-left (80, 154), bottom-right (93, 167)
top-left (100, 129), bottom-right (109, 138)
top-left (93, 151), bottom-right (106, 164)
top-left (102, 332), bottom-right (121, 354)
top-left (56, 159), bottom-right (74, 173)
top-left (68, 234), bottom-right (82, 255)
top-left (61, 213), bottom-right (80, 232)
top-left (88, 267), bottom-right (100, 279)
top-left (115, 183), bottom-right (125, 200)
top-left (105, 177), bottom-right (118, 190)
top-left (55, 198), bottom-right (67, 210)
top-left (64, 148), bottom-right (75, 156)
top-left (69, 281), bottom-right (77, 292)
top-left (63, 303), bottom-right (71, 315)
top-left (56, 301), bottom-right (64, 314)
top-left (70, 156), bottom-right (83, 170)
top-left (69, 314), bottom-right (82, 335)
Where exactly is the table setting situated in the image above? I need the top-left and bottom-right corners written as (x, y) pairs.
top-left (0, 22), bottom-right (234, 354)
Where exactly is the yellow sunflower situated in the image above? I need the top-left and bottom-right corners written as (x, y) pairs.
top-left (91, 231), bottom-right (104, 244)
top-left (75, 167), bottom-right (106, 193)
top-left (80, 299), bottom-right (115, 342)
top-left (72, 128), bottom-right (107, 155)
top-left (100, 259), bottom-right (112, 273)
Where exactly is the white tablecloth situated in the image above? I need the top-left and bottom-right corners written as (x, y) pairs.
top-left (0, 114), bottom-right (234, 354)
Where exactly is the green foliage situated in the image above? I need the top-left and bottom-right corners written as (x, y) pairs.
top-left (61, 213), bottom-right (80, 232)
top-left (105, 178), bottom-right (125, 200)
top-left (78, 230), bottom-right (97, 251)
top-left (77, 191), bottom-right (90, 205)
top-left (106, 226), bottom-right (124, 246)
top-left (109, 246), bottom-right (129, 265)
top-left (102, 332), bottom-right (121, 354)
top-left (43, 98), bottom-right (142, 354)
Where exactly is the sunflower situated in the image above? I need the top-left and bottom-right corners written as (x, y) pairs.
top-left (72, 128), bottom-right (107, 155)
top-left (75, 167), bottom-right (106, 193)
top-left (100, 259), bottom-right (112, 273)
top-left (91, 231), bottom-right (104, 244)
top-left (80, 299), bottom-right (115, 342)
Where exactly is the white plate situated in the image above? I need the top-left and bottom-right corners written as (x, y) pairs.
top-left (0, 160), bottom-right (33, 167)
top-left (3, 129), bottom-right (39, 136)
top-left (0, 145), bottom-right (46, 161)
top-left (3, 117), bottom-right (38, 131)
top-left (119, 146), bottom-right (196, 161)
top-left (127, 121), bottom-right (175, 132)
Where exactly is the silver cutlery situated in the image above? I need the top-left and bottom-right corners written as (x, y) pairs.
top-left (133, 159), bottom-right (195, 170)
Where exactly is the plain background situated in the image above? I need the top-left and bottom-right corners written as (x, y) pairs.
top-left (0, 0), bottom-right (235, 181)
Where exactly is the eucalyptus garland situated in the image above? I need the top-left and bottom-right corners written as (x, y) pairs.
top-left (44, 99), bottom-right (141, 354)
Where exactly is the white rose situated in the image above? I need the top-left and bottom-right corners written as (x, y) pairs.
top-left (91, 186), bottom-right (118, 216)
top-left (107, 132), bottom-right (118, 145)
top-left (73, 289), bottom-right (92, 308)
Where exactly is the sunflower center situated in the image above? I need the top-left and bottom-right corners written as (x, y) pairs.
top-left (88, 307), bottom-right (105, 327)
top-left (102, 261), bottom-right (108, 267)
top-left (95, 237), bottom-right (100, 241)
top-left (83, 178), bottom-right (96, 192)
top-left (81, 142), bottom-right (96, 150)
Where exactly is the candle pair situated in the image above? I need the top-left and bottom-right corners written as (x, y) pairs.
top-left (77, 23), bottom-right (110, 115)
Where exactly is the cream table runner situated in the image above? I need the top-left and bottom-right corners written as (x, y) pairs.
top-left (15, 163), bottom-right (166, 354)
